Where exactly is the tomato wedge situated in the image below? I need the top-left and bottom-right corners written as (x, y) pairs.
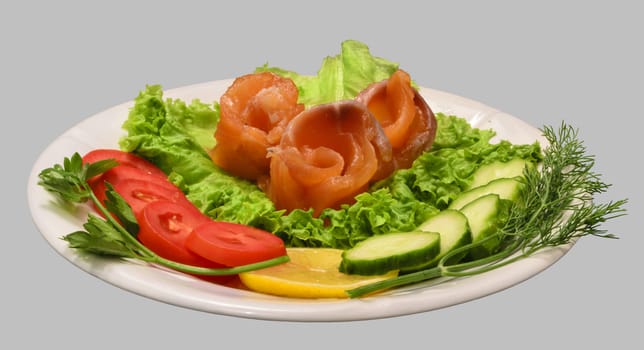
top-left (83, 149), bottom-right (166, 183)
top-left (138, 201), bottom-right (232, 284)
top-left (186, 221), bottom-right (287, 267)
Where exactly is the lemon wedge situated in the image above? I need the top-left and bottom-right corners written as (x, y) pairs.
top-left (238, 248), bottom-right (398, 298)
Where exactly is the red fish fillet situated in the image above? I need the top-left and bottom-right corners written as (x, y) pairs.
top-left (356, 69), bottom-right (437, 171)
top-left (209, 72), bottom-right (304, 180)
top-left (265, 100), bottom-right (392, 216)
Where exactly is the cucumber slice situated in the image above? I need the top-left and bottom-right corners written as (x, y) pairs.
top-left (400, 209), bottom-right (471, 273)
top-left (339, 231), bottom-right (440, 275)
top-left (449, 177), bottom-right (522, 210)
top-left (459, 194), bottom-right (503, 259)
top-left (468, 158), bottom-right (531, 189)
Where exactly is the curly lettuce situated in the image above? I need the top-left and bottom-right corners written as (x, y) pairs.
top-left (118, 40), bottom-right (542, 249)
top-left (119, 86), bottom-right (541, 248)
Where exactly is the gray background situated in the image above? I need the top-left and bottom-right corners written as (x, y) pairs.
top-left (4, 1), bottom-right (640, 349)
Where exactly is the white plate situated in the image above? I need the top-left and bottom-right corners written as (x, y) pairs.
top-left (27, 79), bottom-right (569, 322)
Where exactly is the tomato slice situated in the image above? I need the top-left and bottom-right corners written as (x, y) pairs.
top-left (89, 163), bottom-right (179, 206)
top-left (101, 165), bottom-right (167, 185)
top-left (186, 221), bottom-right (287, 267)
top-left (107, 178), bottom-right (195, 219)
top-left (138, 201), bottom-right (232, 284)
top-left (138, 201), bottom-right (211, 264)
top-left (83, 149), bottom-right (166, 181)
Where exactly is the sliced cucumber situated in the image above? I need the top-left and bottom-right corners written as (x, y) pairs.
top-left (400, 209), bottom-right (471, 273)
top-left (468, 158), bottom-right (531, 189)
top-left (459, 193), bottom-right (503, 259)
top-left (449, 177), bottom-right (522, 210)
top-left (339, 231), bottom-right (440, 275)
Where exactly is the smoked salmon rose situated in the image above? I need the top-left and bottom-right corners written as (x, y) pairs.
top-left (209, 72), bottom-right (304, 180)
top-left (356, 69), bottom-right (437, 170)
top-left (265, 100), bottom-right (392, 216)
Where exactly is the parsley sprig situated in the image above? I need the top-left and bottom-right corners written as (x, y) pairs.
top-left (347, 123), bottom-right (628, 298)
top-left (38, 153), bottom-right (289, 276)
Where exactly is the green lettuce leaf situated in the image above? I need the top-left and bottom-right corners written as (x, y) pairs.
top-left (256, 40), bottom-right (400, 106)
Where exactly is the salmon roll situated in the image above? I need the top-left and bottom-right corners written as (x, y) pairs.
top-left (209, 72), bottom-right (304, 180)
top-left (266, 101), bottom-right (392, 216)
top-left (357, 69), bottom-right (437, 171)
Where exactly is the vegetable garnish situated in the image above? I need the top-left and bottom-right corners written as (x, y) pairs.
top-left (37, 153), bottom-right (289, 276)
top-left (346, 123), bottom-right (628, 298)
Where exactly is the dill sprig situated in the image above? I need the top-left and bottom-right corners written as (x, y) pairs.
top-left (347, 122), bottom-right (627, 297)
